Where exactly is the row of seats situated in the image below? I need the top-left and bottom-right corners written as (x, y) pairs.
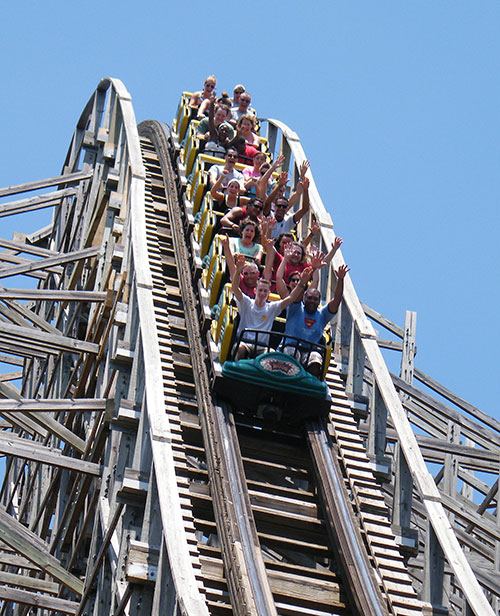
top-left (173, 92), bottom-right (332, 372)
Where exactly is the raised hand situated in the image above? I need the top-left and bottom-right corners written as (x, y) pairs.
top-left (335, 264), bottom-right (350, 279)
top-left (299, 159), bottom-right (310, 180)
top-left (333, 236), bottom-right (343, 251)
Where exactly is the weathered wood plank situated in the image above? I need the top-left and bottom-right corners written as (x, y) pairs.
top-left (0, 289), bottom-right (107, 301)
top-left (0, 246), bottom-right (100, 279)
top-left (0, 506), bottom-right (84, 595)
top-left (0, 586), bottom-right (79, 614)
top-left (0, 321), bottom-right (99, 354)
top-left (0, 398), bottom-right (108, 412)
top-left (0, 432), bottom-right (100, 475)
top-left (0, 170), bottom-right (92, 198)
top-left (0, 188), bottom-right (76, 218)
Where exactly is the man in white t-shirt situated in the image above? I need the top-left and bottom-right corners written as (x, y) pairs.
top-left (232, 254), bottom-right (312, 360)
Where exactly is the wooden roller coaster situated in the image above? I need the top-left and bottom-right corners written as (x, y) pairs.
top-left (0, 78), bottom-right (497, 615)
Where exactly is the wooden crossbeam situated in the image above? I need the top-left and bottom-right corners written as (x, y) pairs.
top-left (0, 289), bottom-right (107, 302)
top-left (0, 188), bottom-right (77, 219)
top-left (0, 586), bottom-right (79, 614)
top-left (0, 432), bottom-right (101, 475)
top-left (0, 371), bottom-right (22, 382)
top-left (0, 321), bottom-right (99, 354)
top-left (0, 246), bottom-right (100, 280)
top-left (0, 398), bottom-right (108, 412)
top-left (0, 353), bottom-right (23, 366)
top-left (0, 570), bottom-right (59, 593)
top-left (0, 237), bottom-right (58, 257)
top-left (0, 506), bottom-right (84, 595)
top-left (0, 170), bottom-right (92, 198)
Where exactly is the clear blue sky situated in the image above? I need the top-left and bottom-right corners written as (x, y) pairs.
top-left (1, 2), bottom-right (498, 420)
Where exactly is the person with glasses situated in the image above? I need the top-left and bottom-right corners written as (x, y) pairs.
top-left (209, 148), bottom-right (244, 190)
top-left (189, 75), bottom-right (217, 117)
top-left (219, 197), bottom-right (264, 234)
top-left (231, 92), bottom-right (256, 124)
top-left (268, 176), bottom-right (310, 240)
top-left (231, 84), bottom-right (246, 107)
top-left (282, 264), bottom-right (349, 378)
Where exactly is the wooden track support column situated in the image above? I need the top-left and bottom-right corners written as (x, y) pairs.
top-left (392, 311), bottom-right (419, 555)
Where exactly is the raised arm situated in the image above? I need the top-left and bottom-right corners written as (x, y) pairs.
top-left (323, 236), bottom-right (343, 266)
top-left (292, 176), bottom-right (310, 224)
top-left (210, 170), bottom-right (227, 203)
top-left (265, 171), bottom-right (288, 211)
top-left (302, 220), bottom-right (320, 250)
top-left (261, 234), bottom-right (276, 282)
top-left (258, 154), bottom-right (285, 211)
top-left (221, 234), bottom-right (236, 280)
top-left (231, 253), bottom-right (246, 302)
top-left (328, 264), bottom-right (350, 314)
top-left (207, 96), bottom-right (218, 141)
top-left (276, 244), bottom-right (292, 298)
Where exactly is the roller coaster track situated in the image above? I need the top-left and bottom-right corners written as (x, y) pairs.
top-left (0, 78), bottom-right (497, 615)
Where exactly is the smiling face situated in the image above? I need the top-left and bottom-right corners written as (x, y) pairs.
top-left (253, 153), bottom-right (266, 170)
top-left (239, 93), bottom-right (251, 111)
top-left (242, 264), bottom-right (259, 288)
top-left (225, 148), bottom-right (238, 168)
top-left (247, 199), bottom-right (264, 217)
top-left (214, 107), bottom-right (227, 125)
top-left (241, 223), bottom-right (256, 243)
top-left (227, 180), bottom-right (241, 195)
top-left (255, 279), bottom-right (271, 306)
top-left (289, 243), bottom-right (304, 265)
top-left (304, 289), bottom-right (321, 314)
top-left (274, 198), bottom-right (289, 222)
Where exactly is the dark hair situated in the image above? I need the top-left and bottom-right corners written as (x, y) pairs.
top-left (290, 241), bottom-right (306, 263)
top-left (239, 217), bottom-right (261, 243)
top-left (274, 232), bottom-right (295, 254)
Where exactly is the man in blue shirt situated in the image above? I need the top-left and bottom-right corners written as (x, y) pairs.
top-left (284, 264), bottom-right (349, 377)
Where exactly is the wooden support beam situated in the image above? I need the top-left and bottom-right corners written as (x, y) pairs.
top-left (0, 237), bottom-right (58, 257)
top-left (0, 170), bottom-right (92, 198)
top-left (0, 398), bottom-right (108, 412)
top-left (0, 188), bottom-right (76, 219)
top-left (0, 432), bottom-right (101, 475)
top-left (0, 506), bottom-right (84, 595)
top-left (0, 289), bottom-right (107, 302)
top-left (0, 586), bottom-right (79, 614)
top-left (0, 246), bottom-right (100, 280)
top-left (0, 321), bottom-right (99, 355)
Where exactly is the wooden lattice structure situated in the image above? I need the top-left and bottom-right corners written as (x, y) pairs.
top-left (0, 78), bottom-right (497, 615)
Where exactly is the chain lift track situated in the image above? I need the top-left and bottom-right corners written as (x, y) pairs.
top-left (0, 79), bottom-right (497, 616)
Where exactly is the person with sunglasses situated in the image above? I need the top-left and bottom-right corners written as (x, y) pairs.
top-left (189, 75), bottom-right (217, 117)
top-left (282, 263), bottom-right (349, 378)
top-left (268, 176), bottom-right (310, 240)
top-left (209, 148), bottom-right (244, 190)
top-left (231, 92), bottom-right (256, 125)
top-left (219, 197), bottom-right (264, 234)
